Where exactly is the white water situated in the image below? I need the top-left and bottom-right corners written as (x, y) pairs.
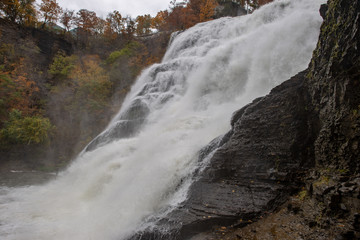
top-left (0, 1), bottom-right (324, 239)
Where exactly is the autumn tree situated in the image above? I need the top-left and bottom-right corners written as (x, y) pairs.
top-left (0, 0), bottom-right (37, 25)
top-left (121, 16), bottom-right (136, 40)
top-left (161, 0), bottom-right (218, 31)
top-left (39, 0), bottom-right (62, 25)
top-left (258, 0), bottom-right (273, 6)
top-left (0, 58), bottom-right (40, 123)
top-left (94, 17), bottom-right (106, 35)
top-left (151, 10), bottom-right (168, 31)
top-left (68, 55), bottom-right (112, 114)
top-left (75, 9), bottom-right (98, 34)
top-left (165, 3), bottom-right (187, 30)
top-left (186, 0), bottom-right (218, 24)
top-left (135, 14), bottom-right (152, 36)
top-left (199, 0), bottom-right (218, 22)
top-left (106, 10), bottom-right (124, 34)
top-left (60, 9), bottom-right (75, 32)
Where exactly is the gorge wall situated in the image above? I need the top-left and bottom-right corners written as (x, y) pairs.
top-left (134, 0), bottom-right (360, 239)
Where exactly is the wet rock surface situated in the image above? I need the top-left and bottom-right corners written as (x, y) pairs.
top-left (169, 71), bottom-right (316, 239)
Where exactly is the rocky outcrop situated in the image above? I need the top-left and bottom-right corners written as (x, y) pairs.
top-left (168, 71), bottom-right (317, 239)
top-left (0, 18), bottom-right (73, 64)
top-left (307, 0), bottom-right (360, 173)
top-left (131, 0), bottom-right (360, 239)
top-left (132, 72), bottom-right (318, 240)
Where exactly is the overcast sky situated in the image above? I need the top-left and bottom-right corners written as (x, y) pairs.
top-left (36, 0), bottom-right (171, 18)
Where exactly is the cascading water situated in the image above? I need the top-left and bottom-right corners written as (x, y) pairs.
top-left (0, 0), bottom-right (324, 239)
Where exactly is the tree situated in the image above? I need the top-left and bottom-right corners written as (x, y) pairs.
top-left (0, 58), bottom-right (40, 122)
top-left (0, 0), bottom-right (37, 25)
top-left (121, 16), bottom-right (136, 40)
top-left (161, 0), bottom-right (218, 31)
top-left (166, 4), bottom-right (187, 30)
top-left (258, 0), bottom-right (273, 6)
top-left (60, 9), bottom-right (75, 32)
top-left (48, 51), bottom-right (77, 80)
top-left (69, 55), bottom-right (112, 113)
top-left (151, 10), bottom-right (169, 31)
top-left (0, 109), bottom-right (53, 145)
top-left (135, 14), bottom-right (152, 36)
top-left (39, 0), bottom-right (62, 25)
top-left (75, 9), bottom-right (98, 34)
top-left (94, 17), bottom-right (106, 35)
top-left (199, 0), bottom-right (218, 22)
top-left (106, 10), bottom-right (124, 34)
top-left (18, 0), bottom-right (37, 25)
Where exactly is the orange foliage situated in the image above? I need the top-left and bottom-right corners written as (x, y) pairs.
top-left (105, 10), bottom-right (124, 39)
top-left (75, 9), bottom-right (99, 34)
top-left (199, 0), bottom-right (218, 22)
top-left (151, 10), bottom-right (169, 31)
top-left (0, 58), bottom-right (39, 121)
top-left (258, 0), bottom-right (273, 6)
top-left (152, 0), bottom-right (218, 32)
top-left (136, 14), bottom-right (152, 36)
top-left (40, 0), bottom-right (63, 24)
top-left (61, 9), bottom-right (75, 32)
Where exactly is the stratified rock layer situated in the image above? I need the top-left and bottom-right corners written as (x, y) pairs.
top-left (171, 71), bottom-right (316, 238)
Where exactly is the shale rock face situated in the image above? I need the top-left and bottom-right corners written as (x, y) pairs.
top-left (307, 0), bottom-right (360, 173)
top-left (172, 72), bottom-right (316, 238)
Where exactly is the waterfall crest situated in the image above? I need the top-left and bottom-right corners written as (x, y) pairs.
top-left (0, 0), bottom-right (324, 239)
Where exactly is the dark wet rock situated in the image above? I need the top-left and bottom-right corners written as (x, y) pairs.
top-left (85, 119), bottom-right (144, 151)
top-left (319, 4), bottom-right (328, 19)
top-left (167, 72), bottom-right (316, 238)
top-left (85, 98), bottom-right (150, 151)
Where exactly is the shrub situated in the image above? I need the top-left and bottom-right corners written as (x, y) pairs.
top-left (49, 52), bottom-right (77, 79)
top-left (105, 41), bottom-right (144, 65)
top-left (0, 109), bottom-right (54, 145)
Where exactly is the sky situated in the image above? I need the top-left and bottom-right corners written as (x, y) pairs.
top-left (35, 0), bottom-right (172, 18)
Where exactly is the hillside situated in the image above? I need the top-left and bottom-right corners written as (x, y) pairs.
top-left (0, 18), bottom-right (170, 171)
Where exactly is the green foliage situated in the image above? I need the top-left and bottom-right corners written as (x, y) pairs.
top-left (0, 72), bottom-right (16, 119)
top-left (106, 41), bottom-right (143, 65)
top-left (106, 50), bottom-right (124, 65)
top-left (0, 109), bottom-right (54, 145)
top-left (297, 189), bottom-right (307, 201)
top-left (49, 52), bottom-right (77, 79)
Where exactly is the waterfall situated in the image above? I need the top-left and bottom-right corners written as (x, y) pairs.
top-left (0, 0), bottom-right (324, 239)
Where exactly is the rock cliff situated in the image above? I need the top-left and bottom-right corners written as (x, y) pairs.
top-left (131, 0), bottom-right (360, 239)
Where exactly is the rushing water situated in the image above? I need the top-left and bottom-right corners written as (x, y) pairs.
top-left (0, 1), bottom-right (324, 239)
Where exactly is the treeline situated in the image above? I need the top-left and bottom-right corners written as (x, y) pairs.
top-left (0, 0), bottom-right (272, 169)
top-left (0, 0), bottom-right (273, 36)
